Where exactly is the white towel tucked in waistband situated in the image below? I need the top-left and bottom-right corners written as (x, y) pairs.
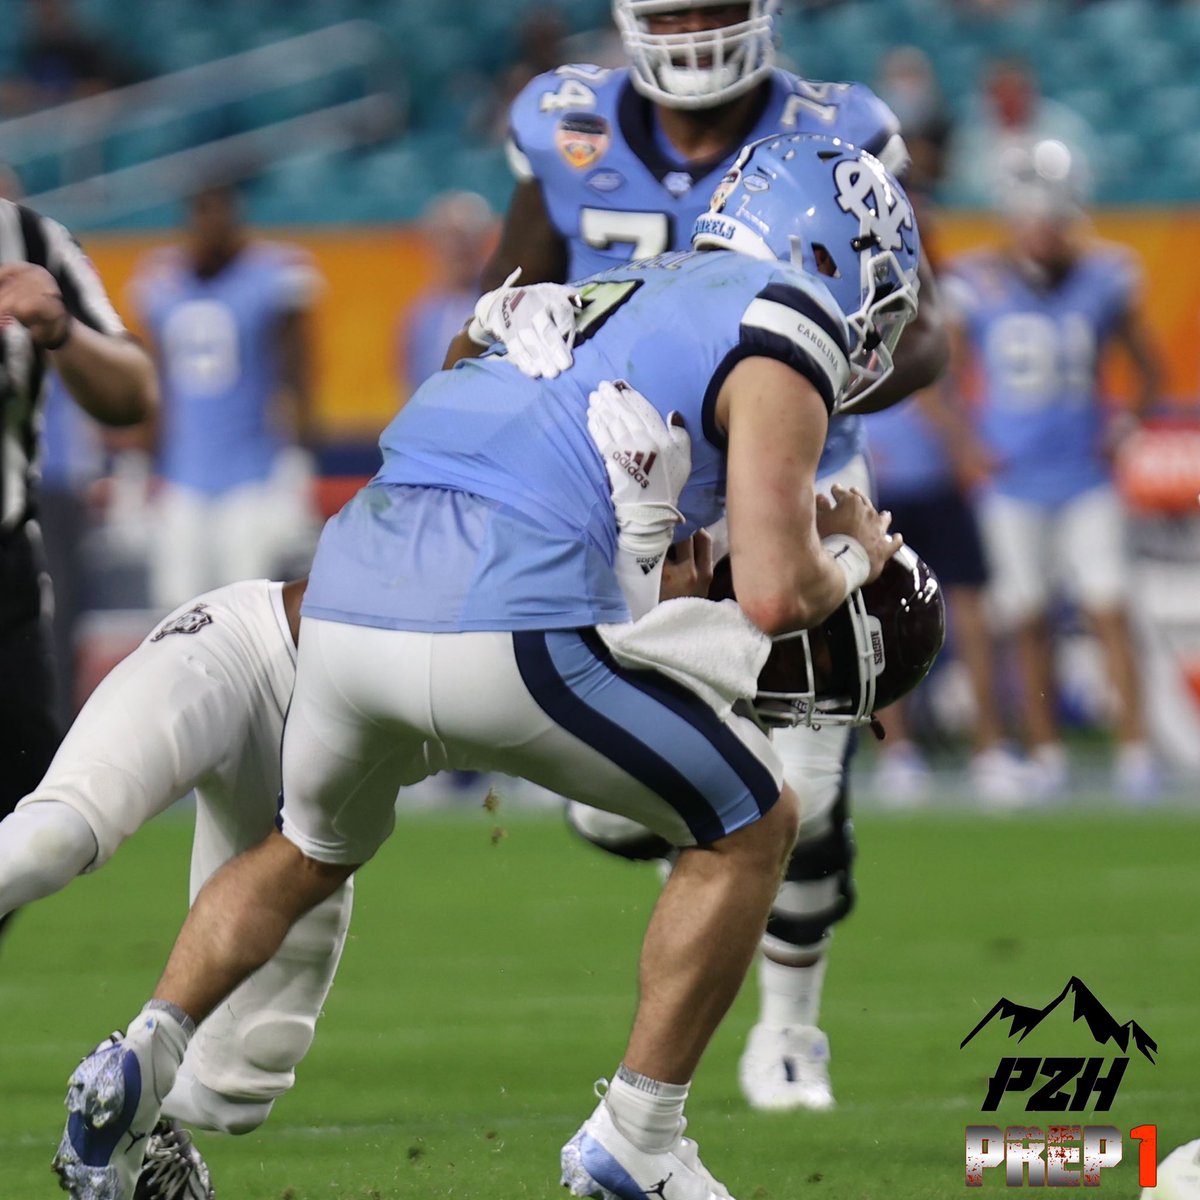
top-left (597, 597), bottom-right (771, 720)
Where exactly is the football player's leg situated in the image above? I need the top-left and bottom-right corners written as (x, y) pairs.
top-left (56, 618), bottom-right (416, 1195)
top-left (1, 608), bottom-right (237, 920)
top-left (164, 882), bottom-right (354, 1135)
top-left (1059, 486), bottom-right (1159, 797)
top-left (150, 484), bottom-right (212, 610)
top-left (0, 802), bottom-right (96, 918)
top-left (740, 722), bottom-right (851, 1111)
top-left (979, 492), bottom-right (1063, 788)
top-left (163, 755), bottom-right (356, 1136)
top-left (429, 628), bottom-right (792, 1196)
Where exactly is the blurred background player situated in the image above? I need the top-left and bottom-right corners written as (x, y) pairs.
top-left (399, 191), bottom-right (496, 395)
top-left (130, 183), bottom-right (321, 610)
top-left (0, 193), bottom-right (157, 949)
top-left (446, 0), bottom-right (948, 1114)
top-left (943, 56), bottom-right (1100, 208)
top-left (944, 142), bottom-right (1163, 800)
top-left (867, 386), bottom-right (1028, 804)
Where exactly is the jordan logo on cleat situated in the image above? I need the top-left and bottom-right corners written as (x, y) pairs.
top-left (644, 1174), bottom-right (673, 1199)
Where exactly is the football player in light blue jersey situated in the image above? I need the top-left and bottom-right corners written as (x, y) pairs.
top-left (444, 0), bottom-right (950, 1112)
top-left (131, 185), bottom-right (320, 609)
top-left (55, 136), bottom-right (919, 1200)
top-left (945, 145), bottom-right (1162, 800)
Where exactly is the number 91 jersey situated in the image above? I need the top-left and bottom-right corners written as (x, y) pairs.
top-left (507, 65), bottom-right (906, 481)
top-left (944, 243), bottom-right (1141, 506)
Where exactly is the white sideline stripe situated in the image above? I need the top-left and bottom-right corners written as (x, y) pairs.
top-left (741, 297), bottom-right (850, 396)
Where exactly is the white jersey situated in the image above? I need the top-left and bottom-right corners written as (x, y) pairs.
top-left (20, 579), bottom-right (353, 1108)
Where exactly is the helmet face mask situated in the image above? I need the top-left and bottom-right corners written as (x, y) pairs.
top-left (614, 0), bottom-right (780, 110)
top-left (691, 134), bottom-right (921, 410)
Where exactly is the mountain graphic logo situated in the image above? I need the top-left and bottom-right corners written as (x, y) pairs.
top-left (960, 977), bottom-right (1157, 1064)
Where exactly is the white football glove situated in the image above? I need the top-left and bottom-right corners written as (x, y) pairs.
top-left (587, 379), bottom-right (692, 618)
top-left (467, 268), bottom-right (579, 379)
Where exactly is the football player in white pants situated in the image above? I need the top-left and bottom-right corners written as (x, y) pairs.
top-left (0, 580), bottom-right (353, 1149)
top-left (570, 452), bottom-right (871, 1113)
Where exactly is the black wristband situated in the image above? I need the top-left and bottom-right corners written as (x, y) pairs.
top-left (43, 314), bottom-right (73, 351)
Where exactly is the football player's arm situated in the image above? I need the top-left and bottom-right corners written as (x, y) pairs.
top-left (719, 357), bottom-right (895, 636)
top-left (275, 307), bottom-right (318, 449)
top-left (846, 250), bottom-right (949, 413)
top-left (924, 312), bottom-right (995, 491)
top-left (1110, 301), bottom-right (1162, 420)
top-left (444, 181), bottom-right (569, 369)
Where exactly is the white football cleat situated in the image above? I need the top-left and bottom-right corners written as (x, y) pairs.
top-left (972, 745), bottom-right (1040, 809)
top-left (738, 1024), bottom-right (834, 1112)
top-left (561, 1100), bottom-right (734, 1200)
top-left (54, 1023), bottom-right (177, 1200)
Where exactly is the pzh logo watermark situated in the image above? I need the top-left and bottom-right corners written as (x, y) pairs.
top-left (965, 1124), bottom-right (1158, 1188)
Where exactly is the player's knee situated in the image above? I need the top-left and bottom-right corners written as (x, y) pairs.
top-left (164, 1061), bottom-right (277, 1135)
top-left (564, 800), bottom-right (674, 862)
top-left (738, 785), bottom-right (799, 872)
top-left (765, 821), bottom-right (857, 947)
top-left (240, 1013), bottom-right (317, 1077)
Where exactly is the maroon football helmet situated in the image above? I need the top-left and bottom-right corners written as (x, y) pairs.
top-left (710, 544), bottom-right (946, 729)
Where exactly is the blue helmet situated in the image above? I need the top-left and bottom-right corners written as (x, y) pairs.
top-left (692, 133), bottom-right (921, 409)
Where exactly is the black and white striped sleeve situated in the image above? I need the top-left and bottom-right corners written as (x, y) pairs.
top-left (17, 205), bottom-right (126, 336)
top-left (737, 280), bottom-right (852, 413)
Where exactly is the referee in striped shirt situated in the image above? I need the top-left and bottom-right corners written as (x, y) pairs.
top-left (0, 199), bottom-right (157, 948)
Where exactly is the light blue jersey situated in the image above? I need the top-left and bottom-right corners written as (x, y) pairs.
top-left (303, 250), bottom-right (850, 634)
top-left (947, 244), bottom-right (1140, 506)
top-left (867, 402), bottom-right (952, 499)
top-left (132, 242), bottom-right (318, 495)
top-left (508, 65), bottom-right (906, 480)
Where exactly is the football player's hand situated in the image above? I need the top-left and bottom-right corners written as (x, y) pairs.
top-left (588, 379), bottom-right (691, 566)
top-left (0, 263), bottom-right (70, 348)
top-left (815, 484), bottom-right (902, 583)
top-left (660, 530), bottom-right (714, 602)
top-left (468, 268), bottom-right (579, 379)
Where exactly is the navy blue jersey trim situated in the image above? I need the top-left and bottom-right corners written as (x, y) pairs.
top-left (579, 629), bottom-right (778, 820)
top-left (616, 77), bottom-right (771, 187)
top-left (756, 282), bottom-right (851, 360)
top-left (512, 630), bottom-right (725, 842)
top-left (700, 334), bottom-right (835, 457)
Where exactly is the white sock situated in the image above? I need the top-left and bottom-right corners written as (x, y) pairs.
top-left (125, 1001), bottom-right (195, 1104)
top-left (758, 951), bottom-right (828, 1030)
top-left (163, 1061), bottom-right (275, 1135)
top-left (605, 1064), bottom-right (689, 1154)
top-left (0, 801), bottom-right (97, 918)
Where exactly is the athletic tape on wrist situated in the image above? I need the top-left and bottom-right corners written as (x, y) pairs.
top-left (821, 534), bottom-right (870, 597)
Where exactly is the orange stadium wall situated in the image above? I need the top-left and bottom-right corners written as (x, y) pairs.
top-left (82, 210), bottom-right (1200, 443)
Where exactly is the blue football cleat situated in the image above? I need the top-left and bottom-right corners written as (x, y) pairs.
top-left (54, 1022), bottom-right (178, 1200)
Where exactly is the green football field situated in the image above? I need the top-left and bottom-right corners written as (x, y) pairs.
top-left (3, 803), bottom-right (1198, 1199)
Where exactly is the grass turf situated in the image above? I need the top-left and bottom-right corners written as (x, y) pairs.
top-left (2, 804), bottom-right (1197, 1199)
